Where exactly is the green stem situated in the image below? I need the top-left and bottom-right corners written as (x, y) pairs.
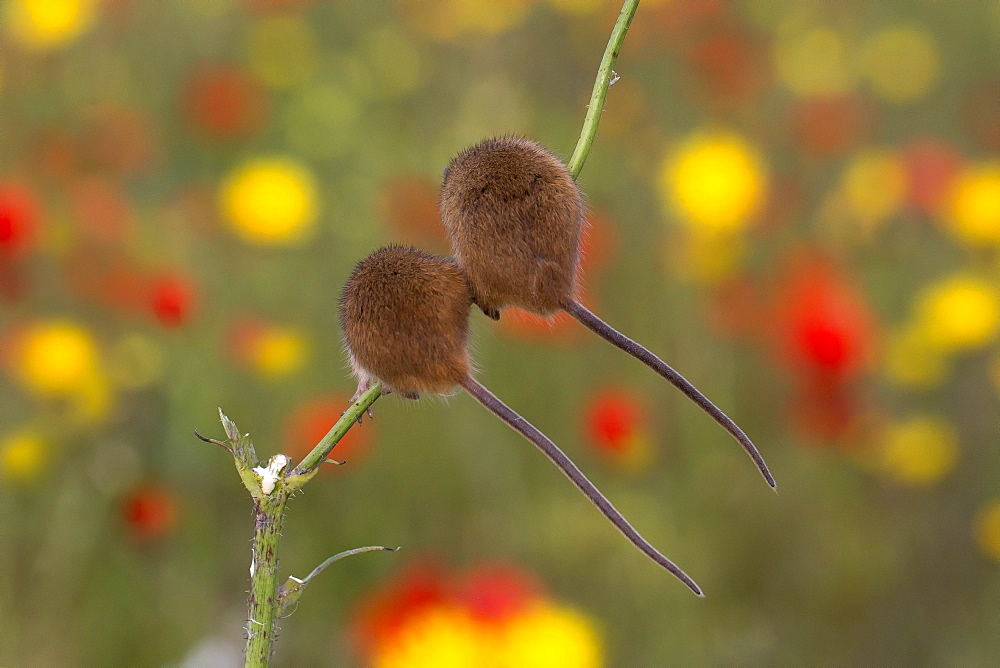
top-left (245, 492), bottom-right (288, 668)
top-left (566, 0), bottom-right (641, 180)
top-left (291, 383), bottom-right (383, 476)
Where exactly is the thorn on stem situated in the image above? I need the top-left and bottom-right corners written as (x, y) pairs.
top-left (324, 458), bottom-right (347, 466)
top-left (194, 429), bottom-right (233, 454)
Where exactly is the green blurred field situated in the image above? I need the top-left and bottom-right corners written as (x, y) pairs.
top-left (1, 1), bottom-right (998, 665)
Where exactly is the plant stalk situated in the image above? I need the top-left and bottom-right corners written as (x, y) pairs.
top-left (567, 0), bottom-right (641, 180)
top-left (245, 492), bottom-right (288, 668)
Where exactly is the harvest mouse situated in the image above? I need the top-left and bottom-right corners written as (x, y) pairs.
top-left (340, 245), bottom-right (703, 595)
top-left (440, 136), bottom-right (775, 489)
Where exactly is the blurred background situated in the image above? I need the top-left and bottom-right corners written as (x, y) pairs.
top-left (1, 0), bottom-right (999, 665)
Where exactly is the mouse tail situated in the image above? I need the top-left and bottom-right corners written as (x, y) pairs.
top-left (564, 299), bottom-right (777, 491)
top-left (459, 374), bottom-right (703, 597)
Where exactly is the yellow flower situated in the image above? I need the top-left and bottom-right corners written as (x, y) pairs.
top-left (252, 326), bottom-right (308, 379)
top-left (247, 15), bottom-right (318, 90)
top-left (17, 321), bottom-right (99, 395)
top-left (220, 158), bottom-right (318, 245)
top-left (973, 498), bottom-right (1000, 562)
top-left (661, 131), bottom-right (768, 233)
top-left (883, 325), bottom-right (948, 389)
top-left (774, 27), bottom-right (856, 97)
top-left (945, 163), bottom-right (1000, 246)
top-left (914, 274), bottom-right (1000, 352)
top-left (878, 416), bottom-right (958, 485)
top-left (1, 431), bottom-right (47, 482)
top-left (4, 0), bottom-right (98, 51)
top-left (860, 26), bottom-right (940, 104)
top-left (495, 603), bottom-right (603, 668)
top-left (841, 150), bottom-right (907, 230)
top-left (375, 606), bottom-right (490, 668)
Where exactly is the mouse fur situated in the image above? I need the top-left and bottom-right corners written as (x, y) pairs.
top-left (340, 245), bottom-right (473, 399)
top-left (440, 136), bottom-right (584, 318)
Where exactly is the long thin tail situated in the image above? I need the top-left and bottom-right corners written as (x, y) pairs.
top-left (460, 375), bottom-right (703, 597)
top-left (564, 299), bottom-right (776, 490)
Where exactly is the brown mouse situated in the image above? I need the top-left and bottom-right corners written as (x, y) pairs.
top-left (340, 245), bottom-right (702, 596)
top-left (440, 136), bottom-right (775, 489)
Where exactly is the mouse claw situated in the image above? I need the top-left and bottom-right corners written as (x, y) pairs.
top-left (341, 408), bottom-right (369, 425)
top-left (481, 306), bottom-right (501, 321)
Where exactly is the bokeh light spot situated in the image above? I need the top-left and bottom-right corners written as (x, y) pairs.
top-left (660, 130), bottom-right (767, 232)
top-left (375, 606), bottom-right (487, 668)
top-left (840, 150), bottom-right (907, 229)
top-left (878, 416), bottom-right (958, 485)
top-left (4, 0), bottom-right (99, 51)
top-left (107, 333), bottom-right (166, 390)
top-left (247, 14), bottom-right (319, 90)
top-left (1, 430), bottom-right (47, 482)
top-left (914, 274), bottom-right (1000, 351)
top-left (17, 321), bottom-right (99, 396)
top-left (495, 603), bottom-right (603, 668)
top-left (775, 27), bottom-right (856, 97)
top-left (219, 158), bottom-right (319, 245)
top-left (882, 325), bottom-right (948, 389)
top-left (945, 162), bottom-right (1000, 246)
top-left (974, 498), bottom-right (1000, 561)
top-left (284, 83), bottom-right (361, 159)
top-left (252, 326), bottom-right (307, 379)
top-left (860, 26), bottom-right (940, 104)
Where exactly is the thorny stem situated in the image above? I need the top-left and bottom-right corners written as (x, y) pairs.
top-left (567, 0), bottom-right (640, 179)
top-left (245, 493), bottom-right (288, 668)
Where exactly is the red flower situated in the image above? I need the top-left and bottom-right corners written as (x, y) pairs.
top-left (770, 253), bottom-right (877, 383)
top-left (584, 388), bottom-right (646, 458)
top-left (124, 485), bottom-right (178, 541)
top-left (150, 274), bottom-right (195, 327)
top-left (0, 182), bottom-right (40, 256)
top-left (457, 565), bottom-right (540, 626)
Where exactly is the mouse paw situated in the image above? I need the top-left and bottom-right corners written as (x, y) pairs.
top-left (480, 306), bottom-right (501, 321)
top-left (349, 380), bottom-right (371, 404)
